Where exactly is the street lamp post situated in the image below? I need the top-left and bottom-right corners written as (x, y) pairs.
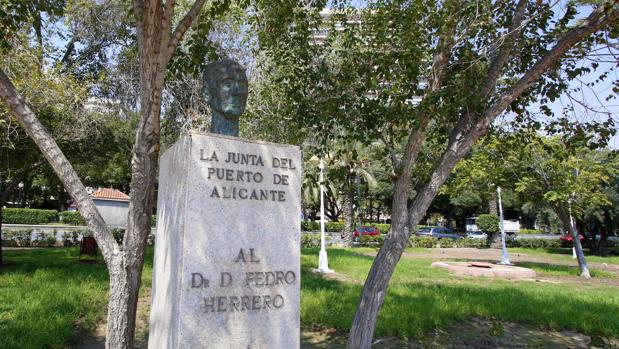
top-left (497, 186), bottom-right (511, 265)
top-left (17, 182), bottom-right (24, 208)
top-left (312, 156), bottom-right (333, 274)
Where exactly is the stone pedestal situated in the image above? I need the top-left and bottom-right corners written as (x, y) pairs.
top-left (148, 133), bottom-right (301, 349)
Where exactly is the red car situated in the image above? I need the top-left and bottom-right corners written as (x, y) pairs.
top-left (560, 233), bottom-right (585, 246)
top-left (341, 226), bottom-right (380, 240)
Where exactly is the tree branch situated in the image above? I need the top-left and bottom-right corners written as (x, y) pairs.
top-left (0, 68), bottom-right (119, 260)
top-left (479, 0), bottom-right (528, 100)
top-left (0, 161), bottom-right (43, 204)
top-left (165, 0), bottom-right (208, 62)
top-left (406, 1), bottom-right (619, 232)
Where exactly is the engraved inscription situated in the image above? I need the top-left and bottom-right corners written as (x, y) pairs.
top-left (189, 248), bottom-right (296, 314)
top-left (199, 150), bottom-right (296, 203)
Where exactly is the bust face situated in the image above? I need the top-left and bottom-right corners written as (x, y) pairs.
top-left (203, 61), bottom-right (248, 121)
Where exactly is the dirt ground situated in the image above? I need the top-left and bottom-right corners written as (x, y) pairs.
top-left (73, 248), bottom-right (619, 348)
top-left (395, 248), bottom-right (619, 287)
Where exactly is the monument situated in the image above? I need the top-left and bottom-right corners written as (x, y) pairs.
top-left (203, 59), bottom-right (248, 137)
top-left (148, 60), bottom-right (301, 348)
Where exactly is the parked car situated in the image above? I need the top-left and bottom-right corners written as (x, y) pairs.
top-left (341, 226), bottom-right (381, 240)
top-left (416, 226), bottom-right (462, 239)
top-left (466, 231), bottom-right (488, 240)
top-left (560, 233), bottom-right (585, 246)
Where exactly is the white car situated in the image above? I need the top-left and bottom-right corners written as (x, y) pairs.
top-left (466, 231), bottom-right (488, 240)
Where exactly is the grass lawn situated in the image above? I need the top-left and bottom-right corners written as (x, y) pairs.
top-left (301, 248), bottom-right (619, 340)
top-left (509, 246), bottom-right (619, 265)
top-left (0, 246), bottom-right (618, 348)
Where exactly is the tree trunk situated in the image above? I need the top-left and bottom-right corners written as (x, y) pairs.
top-left (1, 0), bottom-right (209, 346)
top-left (347, 3), bottom-right (616, 347)
top-left (0, 205), bottom-right (3, 266)
top-left (597, 229), bottom-right (607, 256)
top-left (555, 205), bottom-right (591, 278)
top-left (488, 189), bottom-right (498, 216)
top-left (342, 180), bottom-right (355, 247)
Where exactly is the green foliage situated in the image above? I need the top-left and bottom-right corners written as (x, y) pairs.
top-left (375, 224), bottom-right (391, 234)
top-left (301, 221), bottom-right (391, 234)
top-left (151, 215), bottom-right (157, 227)
top-left (359, 235), bottom-right (385, 246)
top-left (514, 136), bottom-right (615, 221)
top-left (2, 229), bottom-right (32, 246)
top-left (32, 233), bottom-right (58, 247)
top-left (111, 228), bottom-right (124, 244)
top-left (2, 208), bottom-right (58, 224)
top-left (408, 237), bottom-right (489, 249)
top-left (61, 232), bottom-right (80, 247)
top-left (59, 211), bottom-right (85, 226)
top-left (507, 239), bottom-right (562, 249)
top-left (0, 0), bottom-right (64, 52)
top-left (519, 229), bottom-right (542, 235)
top-left (301, 221), bottom-right (320, 231)
top-left (477, 214), bottom-right (500, 235)
top-left (301, 233), bottom-right (321, 248)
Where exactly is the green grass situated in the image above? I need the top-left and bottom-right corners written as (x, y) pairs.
top-left (510, 247), bottom-right (619, 265)
top-left (301, 248), bottom-right (619, 339)
top-left (1, 246), bottom-right (618, 348)
top-left (515, 261), bottom-right (614, 278)
top-left (0, 247), bottom-right (154, 349)
top-left (0, 248), bottom-right (109, 349)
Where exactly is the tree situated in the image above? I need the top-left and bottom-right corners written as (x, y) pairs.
top-left (255, 1), bottom-right (618, 347)
top-left (0, 0), bottom-right (220, 347)
top-left (514, 135), bottom-right (614, 277)
top-left (476, 214), bottom-right (500, 238)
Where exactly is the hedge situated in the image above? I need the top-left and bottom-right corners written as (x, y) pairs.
top-left (506, 238), bottom-right (562, 248)
top-left (59, 211), bottom-right (85, 225)
top-left (519, 229), bottom-right (542, 235)
top-left (301, 221), bottom-right (391, 234)
top-left (2, 208), bottom-right (58, 224)
top-left (408, 236), bottom-right (489, 249)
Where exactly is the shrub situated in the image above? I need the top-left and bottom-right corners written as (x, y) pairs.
top-left (2, 208), bottom-right (58, 224)
top-left (111, 228), bottom-right (125, 244)
top-left (59, 211), bottom-right (85, 226)
top-left (409, 236), bottom-right (437, 248)
top-left (507, 238), bottom-right (562, 248)
top-left (3, 230), bottom-right (33, 247)
top-left (77, 229), bottom-right (93, 238)
top-left (325, 222), bottom-right (344, 232)
top-left (408, 236), bottom-right (489, 248)
top-left (375, 224), bottom-right (391, 234)
top-left (2, 230), bottom-right (19, 246)
top-left (62, 232), bottom-right (80, 246)
top-left (301, 221), bottom-right (320, 231)
top-left (477, 214), bottom-right (500, 235)
top-left (301, 233), bottom-right (321, 248)
top-left (519, 229), bottom-right (542, 235)
top-left (151, 215), bottom-right (157, 227)
top-left (301, 221), bottom-right (348, 232)
top-left (359, 235), bottom-right (385, 246)
top-left (32, 233), bottom-right (58, 247)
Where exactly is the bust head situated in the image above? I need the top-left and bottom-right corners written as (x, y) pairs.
top-left (202, 59), bottom-right (248, 121)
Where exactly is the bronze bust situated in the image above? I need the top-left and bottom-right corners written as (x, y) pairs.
top-left (202, 59), bottom-right (248, 137)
